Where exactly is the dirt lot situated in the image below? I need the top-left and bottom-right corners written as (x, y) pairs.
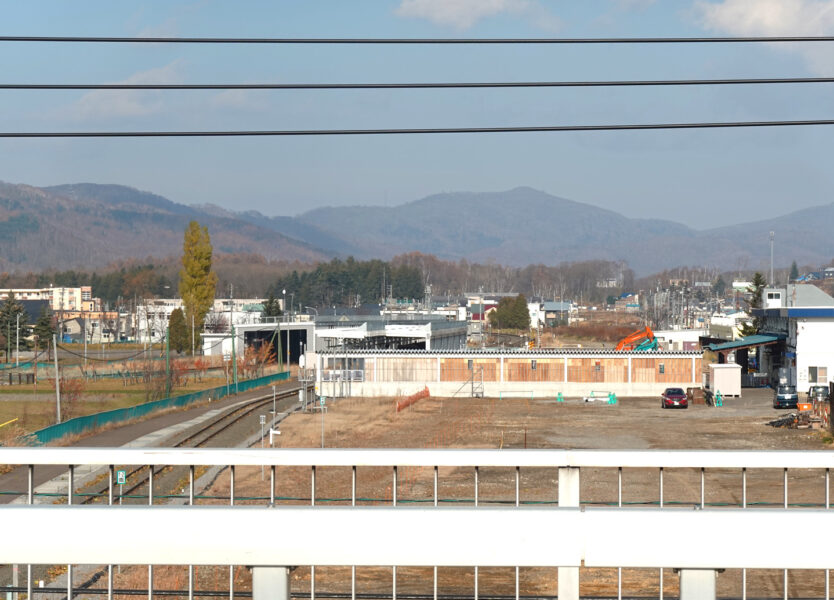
top-left (78, 388), bottom-right (831, 599)
top-left (175, 388), bottom-right (831, 600)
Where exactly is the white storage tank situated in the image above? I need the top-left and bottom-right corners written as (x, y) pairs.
top-left (707, 363), bottom-right (742, 397)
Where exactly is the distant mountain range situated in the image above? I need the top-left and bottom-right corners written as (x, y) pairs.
top-left (0, 182), bottom-right (329, 272)
top-left (221, 186), bottom-right (834, 274)
top-left (0, 182), bottom-right (830, 275)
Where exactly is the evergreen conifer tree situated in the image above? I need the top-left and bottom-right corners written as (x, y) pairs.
top-left (263, 292), bottom-right (282, 317)
top-left (168, 308), bottom-right (188, 354)
top-left (32, 306), bottom-right (55, 351)
top-left (739, 272), bottom-right (767, 337)
top-left (0, 293), bottom-right (29, 360)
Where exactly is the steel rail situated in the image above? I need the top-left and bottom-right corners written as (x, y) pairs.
top-left (175, 387), bottom-right (302, 447)
top-left (77, 385), bottom-right (310, 504)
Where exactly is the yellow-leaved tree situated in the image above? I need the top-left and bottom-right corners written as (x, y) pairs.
top-left (179, 221), bottom-right (218, 345)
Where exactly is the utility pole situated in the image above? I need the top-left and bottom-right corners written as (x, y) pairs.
top-left (15, 312), bottom-right (21, 368)
top-left (769, 231), bottom-right (775, 285)
top-left (191, 313), bottom-right (195, 357)
top-left (83, 310), bottom-right (87, 372)
top-left (165, 326), bottom-right (171, 398)
top-left (260, 414), bottom-right (266, 480)
top-left (33, 334), bottom-right (38, 394)
top-left (145, 301), bottom-right (152, 355)
top-left (282, 289), bottom-right (288, 366)
top-left (232, 324), bottom-right (238, 394)
top-left (53, 334), bottom-right (61, 423)
top-left (276, 317), bottom-right (283, 373)
top-left (229, 284), bottom-right (237, 393)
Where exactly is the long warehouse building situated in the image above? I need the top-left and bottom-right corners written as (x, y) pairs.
top-left (316, 349), bottom-right (704, 398)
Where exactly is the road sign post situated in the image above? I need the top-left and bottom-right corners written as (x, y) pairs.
top-left (116, 470), bottom-right (126, 506)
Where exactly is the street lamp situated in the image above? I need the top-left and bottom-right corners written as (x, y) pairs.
top-left (282, 289), bottom-right (286, 320)
top-left (305, 306), bottom-right (318, 318)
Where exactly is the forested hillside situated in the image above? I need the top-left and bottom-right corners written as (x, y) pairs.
top-left (0, 182), bottom-right (330, 271)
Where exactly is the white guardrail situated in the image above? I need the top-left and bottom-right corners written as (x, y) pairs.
top-left (1, 448), bottom-right (833, 600)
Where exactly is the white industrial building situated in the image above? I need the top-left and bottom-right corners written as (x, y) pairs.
top-left (201, 315), bottom-right (467, 367)
top-left (133, 298), bottom-right (269, 343)
top-left (754, 284), bottom-right (834, 390)
top-left (653, 328), bottom-right (707, 352)
top-left (708, 311), bottom-right (750, 341)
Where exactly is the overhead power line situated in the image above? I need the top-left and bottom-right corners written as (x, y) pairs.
top-left (3, 119), bottom-right (834, 137)
top-left (4, 77), bottom-right (834, 90)
top-left (2, 35), bottom-right (834, 44)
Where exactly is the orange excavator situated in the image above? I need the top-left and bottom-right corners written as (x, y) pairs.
top-left (615, 326), bottom-right (658, 351)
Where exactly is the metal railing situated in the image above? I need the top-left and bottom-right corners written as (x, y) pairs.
top-left (1, 448), bottom-right (833, 600)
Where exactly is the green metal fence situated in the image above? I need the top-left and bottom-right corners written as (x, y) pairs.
top-left (0, 361), bottom-right (51, 371)
top-left (21, 370), bottom-right (291, 446)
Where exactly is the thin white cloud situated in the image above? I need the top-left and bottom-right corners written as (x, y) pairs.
top-left (697, 0), bottom-right (834, 35)
top-left (615, 0), bottom-right (657, 10)
top-left (396, 0), bottom-right (561, 30)
top-left (695, 0), bottom-right (834, 73)
top-left (64, 61), bottom-right (184, 121)
top-left (210, 89), bottom-right (266, 112)
top-left (135, 17), bottom-right (179, 38)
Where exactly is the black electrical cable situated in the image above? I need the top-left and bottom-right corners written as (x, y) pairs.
top-left (55, 343), bottom-right (151, 362)
top-left (2, 119), bottom-right (834, 137)
top-left (4, 76), bottom-right (834, 90)
top-left (2, 35), bottom-right (834, 44)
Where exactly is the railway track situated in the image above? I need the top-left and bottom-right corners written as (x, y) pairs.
top-left (78, 384), bottom-right (312, 505)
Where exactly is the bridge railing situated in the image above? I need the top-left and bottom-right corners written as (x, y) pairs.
top-left (1, 448), bottom-right (832, 600)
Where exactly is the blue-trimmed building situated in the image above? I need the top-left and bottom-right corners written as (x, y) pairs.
top-left (753, 284), bottom-right (834, 390)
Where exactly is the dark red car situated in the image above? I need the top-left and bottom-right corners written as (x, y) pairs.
top-left (661, 387), bottom-right (688, 409)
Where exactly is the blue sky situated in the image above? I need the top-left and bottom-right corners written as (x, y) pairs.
top-left (2, 0), bottom-right (834, 229)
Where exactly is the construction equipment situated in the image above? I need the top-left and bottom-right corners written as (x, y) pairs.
top-left (615, 326), bottom-right (658, 352)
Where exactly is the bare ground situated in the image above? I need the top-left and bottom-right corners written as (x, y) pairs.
top-left (96, 389), bottom-right (832, 599)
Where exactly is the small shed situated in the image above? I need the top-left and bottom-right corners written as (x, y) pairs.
top-left (707, 363), bottom-right (742, 397)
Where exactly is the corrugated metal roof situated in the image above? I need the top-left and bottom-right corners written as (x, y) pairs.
top-left (707, 334), bottom-right (782, 352)
top-left (789, 284), bottom-right (834, 307)
top-left (542, 301), bottom-right (572, 311)
top-left (321, 348), bottom-right (702, 357)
